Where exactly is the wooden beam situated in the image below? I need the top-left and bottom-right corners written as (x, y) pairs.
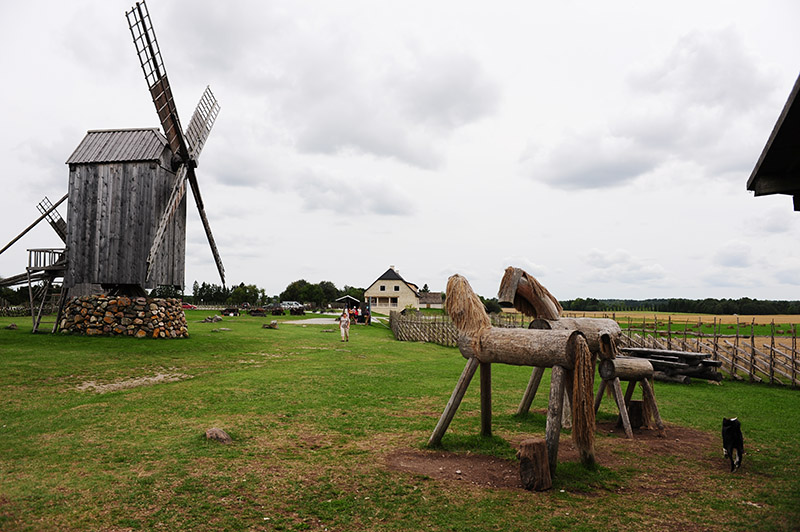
top-left (516, 366), bottom-right (545, 415)
top-left (545, 365), bottom-right (566, 475)
top-left (594, 379), bottom-right (607, 414)
top-left (751, 174), bottom-right (800, 196)
top-left (428, 357), bottom-right (479, 447)
top-left (480, 362), bottom-right (491, 436)
top-left (599, 357), bottom-right (654, 381)
top-left (458, 328), bottom-right (579, 368)
top-left (640, 378), bottom-right (666, 437)
top-left (611, 377), bottom-right (633, 439)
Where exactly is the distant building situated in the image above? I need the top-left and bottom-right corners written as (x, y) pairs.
top-left (335, 295), bottom-right (361, 309)
top-left (364, 266), bottom-right (419, 312)
top-left (419, 291), bottom-right (444, 309)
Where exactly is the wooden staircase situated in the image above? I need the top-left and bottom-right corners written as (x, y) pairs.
top-left (26, 248), bottom-right (68, 333)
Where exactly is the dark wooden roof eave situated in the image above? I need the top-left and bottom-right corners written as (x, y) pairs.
top-left (747, 71), bottom-right (800, 203)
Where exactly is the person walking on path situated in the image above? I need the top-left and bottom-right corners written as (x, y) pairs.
top-left (339, 308), bottom-right (350, 342)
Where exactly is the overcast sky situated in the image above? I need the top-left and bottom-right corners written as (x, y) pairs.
top-left (1, 1), bottom-right (799, 301)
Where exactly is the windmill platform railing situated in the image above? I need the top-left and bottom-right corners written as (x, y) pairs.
top-left (27, 248), bottom-right (66, 271)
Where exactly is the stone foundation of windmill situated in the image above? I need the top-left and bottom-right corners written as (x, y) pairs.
top-left (59, 295), bottom-right (188, 339)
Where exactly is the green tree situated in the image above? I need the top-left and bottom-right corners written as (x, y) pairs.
top-left (318, 281), bottom-right (339, 304)
top-left (227, 283), bottom-right (264, 306)
top-left (0, 285), bottom-right (27, 305)
top-left (149, 285), bottom-right (182, 298)
top-left (280, 280), bottom-right (310, 302)
top-left (341, 285), bottom-right (364, 302)
top-left (480, 296), bottom-right (502, 314)
top-left (301, 284), bottom-right (324, 306)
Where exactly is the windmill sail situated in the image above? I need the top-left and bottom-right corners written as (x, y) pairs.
top-left (145, 165), bottom-right (188, 278)
top-left (128, 0), bottom-right (226, 287)
top-left (186, 175), bottom-right (226, 286)
top-left (126, 1), bottom-right (189, 160)
top-left (37, 196), bottom-right (68, 243)
top-left (185, 86), bottom-right (221, 160)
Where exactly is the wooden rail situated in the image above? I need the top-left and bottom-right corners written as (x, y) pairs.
top-left (616, 316), bottom-right (798, 387)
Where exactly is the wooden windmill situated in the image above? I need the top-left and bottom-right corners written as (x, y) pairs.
top-left (65, 0), bottom-right (225, 297)
top-left (0, 1), bottom-right (225, 332)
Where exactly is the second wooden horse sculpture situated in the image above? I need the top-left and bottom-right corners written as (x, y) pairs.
top-left (428, 274), bottom-right (600, 474)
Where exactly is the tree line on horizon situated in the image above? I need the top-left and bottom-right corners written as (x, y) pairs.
top-left (4, 279), bottom-right (799, 316)
top-left (182, 279), bottom-right (366, 308)
top-left (560, 297), bottom-right (800, 315)
top-left (0, 279), bottom-right (370, 308)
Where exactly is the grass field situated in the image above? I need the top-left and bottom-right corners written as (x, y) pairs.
top-left (1, 311), bottom-right (799, 531)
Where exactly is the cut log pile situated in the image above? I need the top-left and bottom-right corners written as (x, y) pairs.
top-left (619, 347), bottom-right (722, 383)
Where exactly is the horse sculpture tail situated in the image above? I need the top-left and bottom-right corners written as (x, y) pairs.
top-left (570, 333), bottom-right (596, 467)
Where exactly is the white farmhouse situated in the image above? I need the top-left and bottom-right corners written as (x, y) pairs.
top-left (364, 266), bottom-right (419, 312)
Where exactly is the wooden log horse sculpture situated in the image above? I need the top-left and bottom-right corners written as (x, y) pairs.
top-left (428, 274), bottom-right (600, 474)
top-left (497, 266), bottom-right (664, 439)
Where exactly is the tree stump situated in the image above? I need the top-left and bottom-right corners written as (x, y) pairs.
top-left (517, 438), bottom-right (552, 491)
top-left (622, 400), bottom-right (645, 429)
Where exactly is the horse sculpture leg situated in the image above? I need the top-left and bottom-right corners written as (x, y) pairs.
top-left (516, 366), bottom-right (545, 416)
top-left (545, 365), bottom-right (566, 476)
top-left (428, 357), bottom-right (480, 447)
top-left (480, 362), bottom-right (492, 436)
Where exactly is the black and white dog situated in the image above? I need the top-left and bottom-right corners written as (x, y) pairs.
top-left (722, 417), bottom-right (744, 471)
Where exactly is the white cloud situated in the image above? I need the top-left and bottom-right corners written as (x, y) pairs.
top-left (775, 266), bottom-right (800, 286)
top-left (521, 27), bottom-right (784, 191)
top-left (292, 169), bottom-right (415, 216)
top-left (393, 51), bottom-right (500, 130)
top-left (581, 249), bottom-right (667, 284)
top-left (240, 20), bottom-right (501, 169)
top-left (521, 130), bottom-right (660, 189)
top-left (713, 242), bottom-right (753, 269)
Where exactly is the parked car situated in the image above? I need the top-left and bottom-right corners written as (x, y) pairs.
top-left (280, 301), bottom-right (303, 310)
top-left (181, 303), bottom-right (197, 310)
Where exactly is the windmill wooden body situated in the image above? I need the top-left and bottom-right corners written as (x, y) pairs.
top-left (65, 128), bottom-right (187, 296)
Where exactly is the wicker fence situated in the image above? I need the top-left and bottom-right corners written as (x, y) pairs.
top-left (389, 312), bottom-right (459, 346)
top-left (389, 311), bottom-right (538, 347)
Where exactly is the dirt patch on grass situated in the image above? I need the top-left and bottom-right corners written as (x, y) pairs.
top-left (76, 372), bottom-right (191, 393)
top-left (386, 422), bottom-right (727, 491)
top-left (388, 449), bottom-right (521, 488)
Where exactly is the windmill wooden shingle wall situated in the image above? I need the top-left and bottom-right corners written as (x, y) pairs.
top-left (65, 129), bottom-right (186, 293)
